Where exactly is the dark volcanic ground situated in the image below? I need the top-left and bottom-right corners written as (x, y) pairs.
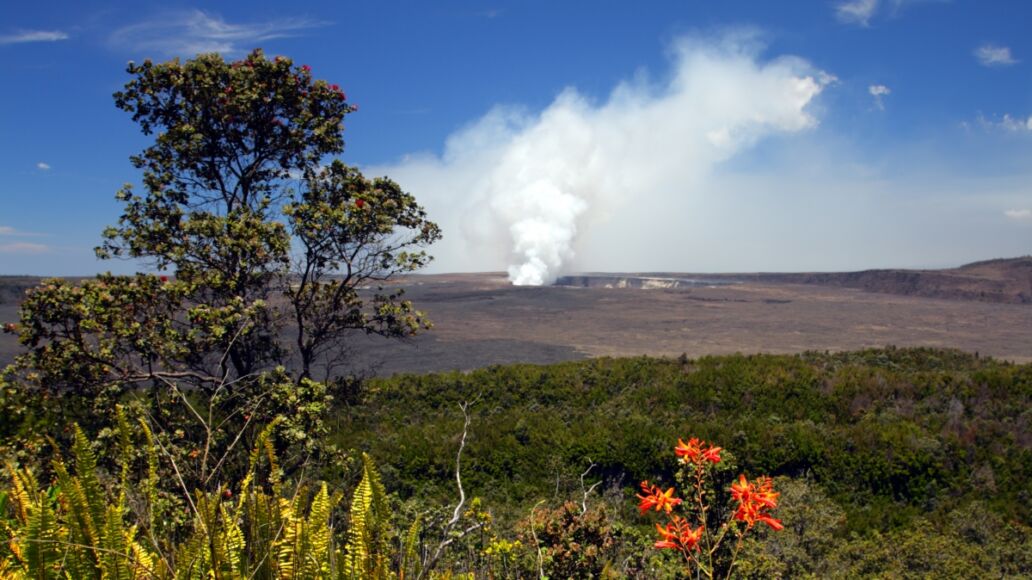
top-left (3, 260), bottom-right (1032, 376)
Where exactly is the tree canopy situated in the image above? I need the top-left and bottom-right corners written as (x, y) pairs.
top-left (3, 48), bottom-right (440, 488)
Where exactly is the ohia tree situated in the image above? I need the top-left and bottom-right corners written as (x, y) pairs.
top-left (3, 48), bottom-right (440, 489)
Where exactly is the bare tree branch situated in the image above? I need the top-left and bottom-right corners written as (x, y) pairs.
top-left (529, 500), bottom-right (547, 580)
top-left (580, 460), bottom-right (601, 515)
top-left (418, 398), bottom-right (481, 579)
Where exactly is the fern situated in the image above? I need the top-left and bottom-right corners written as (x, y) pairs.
top-left (248, 417), bottom-right (284, 497)
top-left (115, 405), bottom-right (134, 499)
top-left (71, 425), bottom-right (108, 544)
top-left (100, 503), bottom-right (133, 580)
top-left (306, 483), bottom-right (334, 576)
top-left (1, 421), bottom-right (392, 579)
top-left (400, 515), bottom-right (421, 580)
top-left (23, 482), bottom-right (61, 578)
top-left (343, 453), bottom-right (392, 580)
top-left (52, 453), bottom-right (102, 573)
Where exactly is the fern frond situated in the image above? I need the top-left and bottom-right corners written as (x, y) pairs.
top-left (130, 539), bottom-right (157, 580)
top-left (136, 418), bottom-right (161, 544)
top-left (304, 483), bottom-right (334, 579)
top-left (100, 503), bottom-right (133, 580)
top-left (247, 418), bottom-right (283, 490)
top-left (52, 455), bottom-right (101, 568)
top-left (5, 465), bottom-right (34, 525)
top-left (400, 515), bottom-right (421, 579)
top-left (23, 484), bottom-right (61, 576)
top-left (343, 454), bottom-right (392, 580)
top-left (274, 496), bottom-right (300, 579)
top-left (218, 500), bottom-right (245, 578)
top-left (342, 466), bottom-right (372, 578)
top-left (173, 520), bottom-right (211, 580)
top-left (115, 405), bottom-right (134, 499)
top-left (70, 425), bottom-right (108, 543)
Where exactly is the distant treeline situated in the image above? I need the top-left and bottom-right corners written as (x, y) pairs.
top-left (0, 277), bottom-right (47, 305)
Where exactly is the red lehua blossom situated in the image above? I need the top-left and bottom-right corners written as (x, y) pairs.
top-left (355, 199), bottom-right (365, 208)
top-left (330, 83), bottom-right (340, 91)
top-left (301, 64), bottom-right (311, 73)
top-left (637, 481), bottom-right (682, 515)
top-left (222, 488), bottom-right (233, 499)
top-left (159, 275), bottom-right (169, 283)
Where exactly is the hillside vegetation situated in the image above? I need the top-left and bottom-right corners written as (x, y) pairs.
top-left (327, 348), bottom-right (1031, 575)
top-left (3, 344), bottom-right (1030, 576)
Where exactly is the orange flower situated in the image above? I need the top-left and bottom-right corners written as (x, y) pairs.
top-left (756, 514), bottom-right (784, 531)
top-left (701, 445), bottom-right (722, 464)
top-left (675, 437), bottom-right (722, 464)
top-left (675, 437), bottom-right (702, 462)
top-left (731, 475), bottom-right (782, 530)
top-left (654, 516), bottom-right (704, 552)
top-left (637, 481), bottom-right (683, 514)
top-left (654, 522), bottom-right (679, 550)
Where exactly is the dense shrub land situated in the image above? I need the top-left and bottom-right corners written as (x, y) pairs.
top-left (331, 348), bottom-right (1031, 575)
top-left (4, 347), bottom-right (1029, 577)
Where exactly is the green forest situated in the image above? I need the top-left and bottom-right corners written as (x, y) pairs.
top-left (0, 49), bottom-right (1029, 578)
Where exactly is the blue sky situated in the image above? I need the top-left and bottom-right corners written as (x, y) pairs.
top-left (1, 0), bottom-right (1030, 278)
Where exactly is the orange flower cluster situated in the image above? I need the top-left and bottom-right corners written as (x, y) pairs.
top-left (674, 437), bottom-right (722, 465)
top-left (637, 481), bottom-right (682, 514)
top-left (654, 516), bottom-right (704, 552)
top-left (636, 436), bottom-right (784, 576)
top-left (730, 475), bottom-right (783, 531)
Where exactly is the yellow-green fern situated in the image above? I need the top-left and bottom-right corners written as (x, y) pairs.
top-left (343, 453), bottom-right (392, 580)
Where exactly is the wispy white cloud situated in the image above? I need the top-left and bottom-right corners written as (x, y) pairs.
top-left (840, 0), bottom-right (946, 26)
top-left (836, 0), bottom-right (879, 26)
top-left (975, 44), bottom-right (1018, 67)
top-left (886, 0), bottom-right (951, 16)
top-left (36, 161), bottom-right (51, 171)
top-left (0, 225), bottom-right (48, 237)
top-left (0, 30), bottom-right (69, 45)
top-left (977, 113), bottom-right (1032, 132)
top-left (868, 84), bottom-right (891, 110)
top-left (0, 242), bottom-right (49, 254)
top-left (1004, 209), bottom-right (1032, 221)
top-left (109, 9), bottom-right (326, 57)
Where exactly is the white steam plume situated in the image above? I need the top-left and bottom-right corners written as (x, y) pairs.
top-left (371, 34), bottom-right (833, 285)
